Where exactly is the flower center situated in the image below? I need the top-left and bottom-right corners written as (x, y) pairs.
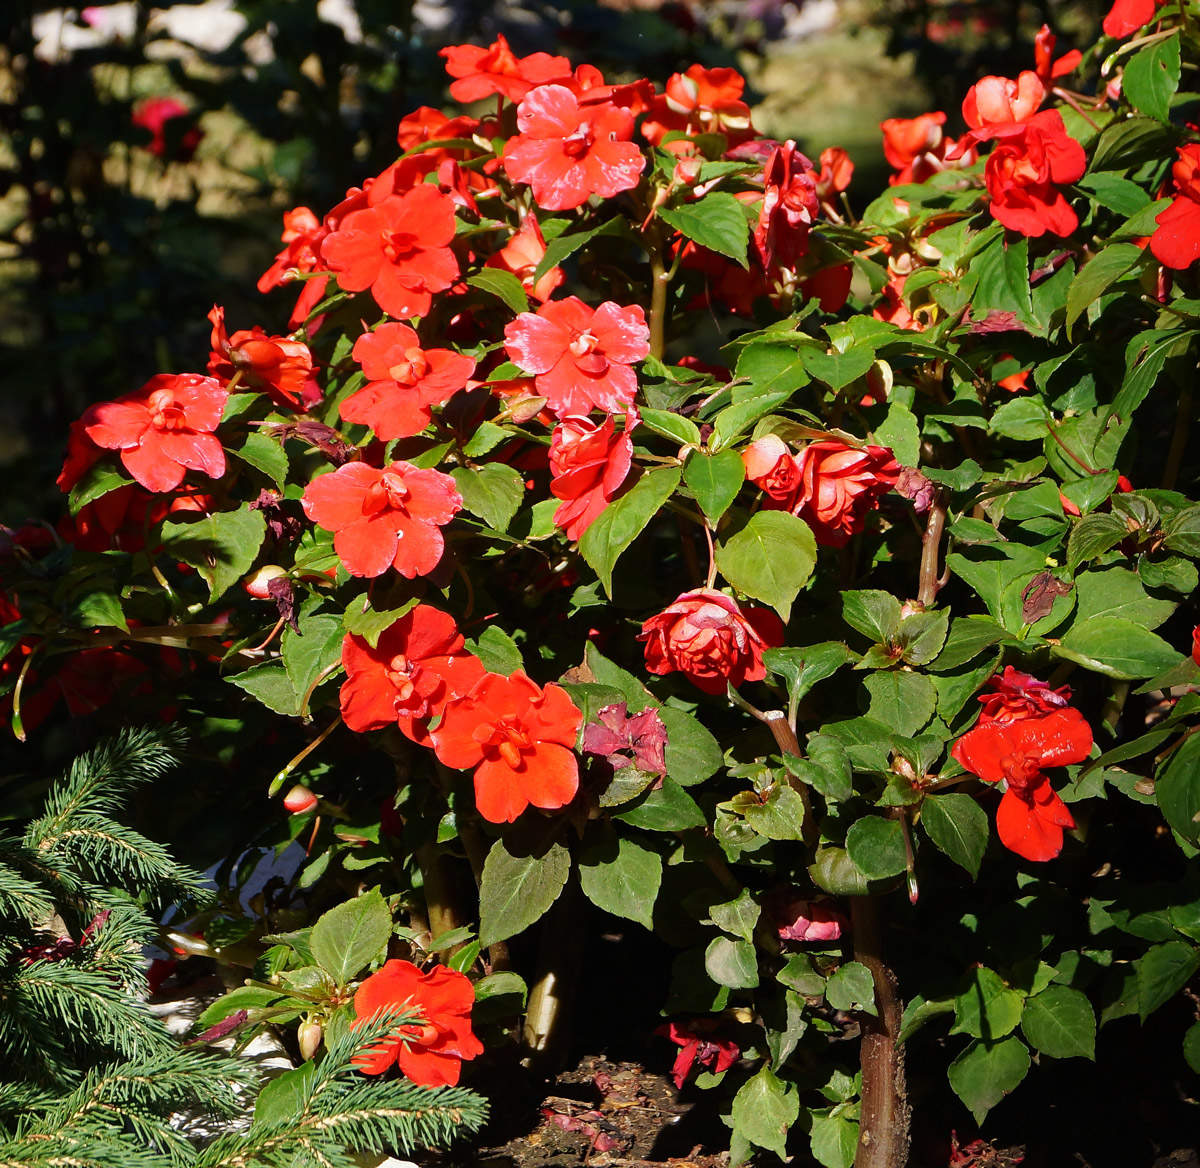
top-left (362, 471), bottom-right (411, 516)
top-left (388, 346), bottom-right (429, 385)
top-left (385, 654), bottom-right (423, 705)
top-left (147, 388), bottom-right (186, 431)
top-left (999, 750), bottom-right (1042, 794)
top-left (568, 329), bottom-right (610, 375)
top-left (382, 230), bottom-right (421, 262)
top-left (475, 716), bottom-right (532, 770)
top-left (561, 122), bottom-right (594, 159)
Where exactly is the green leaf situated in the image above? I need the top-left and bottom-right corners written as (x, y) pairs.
top-left (1185, 1020), bottom-right (1200, 1074)
top-left (716, 510), bottom-right (817, 620)
top-left (465, 626), bottom-right (523, 675)
top-left (1065, 243), bottom-right (1144, 337)
top-left (731, 1066), bottom-right (798, 1158)
top-left (710, 889), bottom-right (760, 942)
top-left (463, 421), bottom-right (512, 458)
top-left (466, 268), bottom-right (530, 314)
top-left (194, 985), bottom-right (287, 1031)
top-left (803, 346), bottom-right (875, 391)
top-left (1076, 172), bottom-right (1151, 216)
top-left (1074, 567), bottom-right (1175, 628)
top-left (743, 782), bottom-right (808, 841)
top-left (947, 1036), bottom-right (1031, 1124)
top-left (615, 777), bottom-right (706, 831)
top-left (826, 961), bottom-right (877, 1014)
top-left (68, 461), bottom-right (132, 514)
top-left (921, 793), bottom-right (988, 878)
top-left (951, 967), bottom-right (1024, 1041)
top-left (1137, 940), bottom-right (1200, 1021)
top-left (1163, 504), bottom-right (1200, 557)
top-left (229, 431), bottom-right (288, 490)
top-left (578, 832), bottom-right (661, 929)
top-left (1066, 512), bottom-right (1130, 572)
top-left (682, 448), bottom-right (745, 525)
top-left (932, 616), bottom-right (1006, 671)
top-left (864, 670), bottom-right (937, 737)
top-left (1157, 731), bottom-right (1200, 844)
top-left (1055, 617), bottom-right (1181, 679)
top-left (584, 642), bottom-right (657, 712)
top-left (254, 1061), bottom-right (317, 1127)
top-left (658, 192), bottom-right (750, 264)
top-left (710, 390), bottom-right (793, 450)
top-left (228, 662), bottom-right (303, 717)
top-left (532, 217), bottom-right (630, 283)
top-left (971, 234), bottom-right (1035, 331)
top-left (160, 507), bottom-right (267, 601)
top-left (1090, 116), bottom-right (1176, 171)
top-left (659, 706), bottom-right (722, 786)
top-left (639, 407), bottom-right (701, 447)
top-left (896, 609), bottom-right (950, 666)
top-left (342, 597), bottom-right (419, 649)
top-left (452, 463), bottom-right (525, 533)
top-left (841, 590), bottom-right (903, 644)
top-left (808, 1111), bottom-right (858, 1168)
top-left (281, 614), bottom-right (343, 709)
top-left (763, 642), bottom-right (857, 705)
top-left (809, 846), bottom-right (871, 896)
top-left (706, 936), bottom-right (759, 988)
top-left (846, 815), bottom-right (907, 880)
top-left (479, 836), bottom-right (571, 948)
top-left (734, 342), bottom-right (811, 396)
top-left (874, 401), bottom-right (920, 466)
top-left (579, 467), bottom-right (681, 595)
top-left (472, 971), bottom-right (529, 1023)
top-left (990, 397), bottom-right (1052, 441)
top-left (1122, 33), bottom-right (1181, 122)
top-left (309, 887), bottom-right (392, 987)
top-left (1020, 985), bottom-right (1096, 1059)
top-left (1061, 471), bottom-right (1121, 516)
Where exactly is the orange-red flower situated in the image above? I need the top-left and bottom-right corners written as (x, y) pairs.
top-left (432, 671), bottom-right (582, 824)
top-left (952, 705), bottom-right (1092, 862)
top-left (257, 206), bottom-right (331, 330)
top-left (742, 434), bottom-right (803, 510)
top-left (1103, 0), bottom-right (1160, 38)
top-left (880, 112), bottom-right (977, 185)
top-left (963, 71), bottom-right (1045, 131)
top-left (439, 34), bottom-right (570, 103)
top-left (504, 297), bottom-right (649, 418)
top-left (1033, 25), bottom-right (1082, 87)
top-left (207, 305), bottom-right (316, 409)
top-left (79, 374), bottom-right (227, 493)
top-left (976, 666), bottom-right (1071, 724)
top-left (549, 414), bottom-right (634, 540)
top-left (485, 215), bottom-right (564, 303)
top-left (639, 588), bottom-right (783, 695)
top-left (655, 1020), bottom-right (739, 1089)
top-left (340, 323), bottom-right (475, 439)
top-left (754, 140), bottom-right (819, 270)
top-left (320, 185), bottom-right (459, 320)
top-left (502, 85), bottom-right (645, 211)
top-left (1150, 145), bottom-right (1200, 270)
top-left (640, 64), bottom-right (756, 147)
top-left (1192, 626), bottom-right (1200, 668)
top-left (301, 461), bottom-right (461, 579)
top-left (352, 959), bottom-right (483, 1086)
top-left (339, 605), bottom-right (485, 745)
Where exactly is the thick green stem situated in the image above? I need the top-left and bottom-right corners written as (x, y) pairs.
top-left (851, 895), bottom-right (910, 1168)
top-left (520, 879), bottom-right (583, 1071)
top-left (917, 488), bottom-right (949, 608)
top-left (415, 840), bottom-right (468, 953)
top-left (648, 237), bottom-right (670, 360)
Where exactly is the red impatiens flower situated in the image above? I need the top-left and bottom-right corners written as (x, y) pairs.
top-left (79, 373), bottom-right (227, 493)
top-left (581, 701), bottom-right (668, 776)
top-left (257, 206), bottom-right (331, 330)
top-left (504, 297), bottom-right (649, 418)
top-left (962, 71), bottom-right (1045, 132)
top-left (976, 665), bottom-right (1071, 724)
top-left (502, 85), bottom-right (645, 211)
top-left (301, 461), bottom-right (462, 579)
top-left (485, 215), bottom-right (565, 303)
top-left (439, 34), bottom-right (570, 103)
top-left (131, 96), bottom-right (202, 161)
top-left (952, 705), bottom-right (1093, 862)
top-left (769, 887), bottom-right (848, 943)
top-left (654, 1020), bottom-right (739, 1089)
top-left (640, 64), bottom-right (756, 148)
top-left (339, 604), bottom-right (485, 746)
top-left (207, 305), bottom-right (316, 409)
top-left (340, 323), bottom-right (475, 439)
top-left (1103, 0), bottom-right (1161, 38)
top-left (639, 589), bottom-right (784, 695)
top-left (1150, 145), bottom-right (1200, 270)
top-left (742, 434), bottom-right (803, 509)
top-left (1034, 25), bottom-right (1082, 88)
top-left (396, 105), bottom-right (481, 159)
top-left (812, 146), bottom-right (854, 203)
top-left (548, 413), bottom-right (634, 540)
top-left (754, 140), bottom-right (819, 271)
top-left (352, 959), bottom-right (483, 1086)
top-left (880, 112), bottom-right (978, 185)
top-left (1192, 626), bottom-right (1200, 669)
top-left (432, 671), bottom-right (582, 824)
top-left (320, 185), bottom-right (459, 320)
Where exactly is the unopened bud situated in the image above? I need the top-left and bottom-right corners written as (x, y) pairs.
top-left (244, 564), bottom-right (287, 599)
top-left (673, 157), bottom-right (703, 185)
top-left (298, 1017), bottom-right (323, 1061)
top-left (502, 395), bottom-right (549, 425)
top-left (283, 784), bottom-right (318, 814)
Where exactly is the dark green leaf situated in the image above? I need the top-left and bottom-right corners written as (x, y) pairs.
top-left (452, 463), bottom-right (525, 533)
top-left (615, 777), bottom-right (706, 831)
top-left (465, 626), bottom-right (523, 675)
top-left (1066, 512), bottom-right (1130, 571)
top-left (841, 589), bottom-right (903, 643)
top-left (466, 268), bottom-right (530, 314)
top-left (715, 510), bottom-right (817, 620)
top-left (951, 966), bottom-right (1024, 1040)
top-left (229, 432), bottom-right (288, 490)
top-left (479, 836), bottom-right (570, 947)
top-left (160, 507), bottom-right (267, 601)
top-left (947, 1036), bottom-right (1031, 1124)
top-left (921, 792), bottom-right (988, 877)
top-left (660, 706), bottom-right (722, 786)
top-left (846, 815), bottom-right (907, 880)
top-left (1055, 617), bottom-right (1180, 679)
top-left (1020, 985), bottom-right (1096, 1059)
top-left (682, 448), bottom-right (745, 525)
top-left (1065, 243), bottom-right (1144, 338)
top-left (658, 192), bottom-right (750, 264)
top-left (1157, 731), bottom-right (1200, 844)
top-left (826, 961), bottom-right (877, 1014)
top-left (803, 346), bottom-right (875, 391)
top-left (639, 407), bottom-right (701, 446)
top-left (706, 936), bottom-right (759, 988)
top-left (309, 888), bottom-right (392, 987)
top-left (578, 832), bottom-right (661, 929)
top-left (730, 1067), bottom-right (798, 1158)
top-left (1122, 33), bottom-right (1181, 122)
top-left (1137, 940), bottom-right (1200, 1021)
top-left (764, 642), bottom-right (857, 705)
top-left (864, 670), bottom-right (937, 736)
top-left (580, 467), bottom-right (680, 595)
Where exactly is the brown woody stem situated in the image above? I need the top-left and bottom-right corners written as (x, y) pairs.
top-left (917, 488), bottom-right (949, 608)
top-left (648, 241), bottom-right (670, 360)
top-left (851, 895), bottom-right (910, 1168)
top-left (521, 879), bottom-right (583, 1071)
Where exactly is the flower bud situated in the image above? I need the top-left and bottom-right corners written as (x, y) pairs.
top-left (283, 784), bottom-right (318, 814)
top-left (298, 1017), bottom-right (323, 1061)
top-left (502, 395), bottom-right (549, 425)
top-left (243, 564), bottom-right (287, 599)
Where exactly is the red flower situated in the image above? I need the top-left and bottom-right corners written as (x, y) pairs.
top-left (301, 461), bottom-right (462, 579)
top-left (80, 374), bottom-right (227, 493)
top-left (396, 105), bottom-right (481, 158)
top-left (754, 140), bottom-right (819, 270)
top-left (502, 85), bottom-right (645, 212)
top-left (504, 297), bottom-right (649, 418)
top-left (485, 215), bottom-right (565, 303)
top-left (655, 1020), bottom-right (739, 1089)
top-left (339, 604), bottom-right (485, 746)
top-left (581, 701), bottom-right (668, 776)
top-left (979, 111), bottom-right (1086, 238)
top-left (439, 34), bottom-right (570, 103)
top-left (432, 671), bottom-right (582, 824)
top-left (640, 65), bottom-right (756, 147)
top-left (791, 440), bottom-right (900, 547)
top-left (131, 96), bottom-right (202, 161)
top-left (320, 185), bottom-right (459, 320)
top-left (976, 666), bottom-right (1071, 724)
top-left (639, 588), bottom-right (784, 695)
top-left (1103, 0), bottom-right (1160, 38)
top-left (340, 323), bottom-right (475, 440)
top-left (207, 305), bottom-right (316, 409)
top-left (257, 206), bottom-right (331, 330)
top-left (549, 414), bottom-right (634, 540)
top-left (1192, 626), bottom-right (1200, 668)
top-left (963, 72), bottom-right (1045, 132)
top-left (1150, 145), bottom-right (1200, 270)
top-left (352, 959), bottom-right (483, 1086)
top-left (742, 434), bottom-right (803, 509)
top-left (813, 146), bottom-right (854, 201)
top-left (880, 112), bottom-right (978, 185)
top-left (952, 706), bottom-right (1092, 862)
top-left (770, 888), bottom-right (848, 943)
top-left (1034, 25), bottom-right (1082, 87)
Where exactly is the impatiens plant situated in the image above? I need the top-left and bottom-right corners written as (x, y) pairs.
top-left (11, 3), bottom-right (1200, 1164)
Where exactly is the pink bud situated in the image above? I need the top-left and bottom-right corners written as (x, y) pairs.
top-left (298, 1018), bottom-right (323, 1061)
top-left (243, 564), bottom-right (287, 599)
top-left (283, 785), bottom-right (318, 814)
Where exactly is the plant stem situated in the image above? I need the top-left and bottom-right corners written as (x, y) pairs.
top-left (851, 895), bottom-right (910, 1168)
top-left (1162, 383), bottom-right (1193, 491)
top-left (415, 839), bottom-right (469, 954)
top-left (521, 879), bottom-right (583, 1071)
top-left (917, 488), bottom-right (949, 607)
top-left (648, 242), bottom-right (670, 360)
